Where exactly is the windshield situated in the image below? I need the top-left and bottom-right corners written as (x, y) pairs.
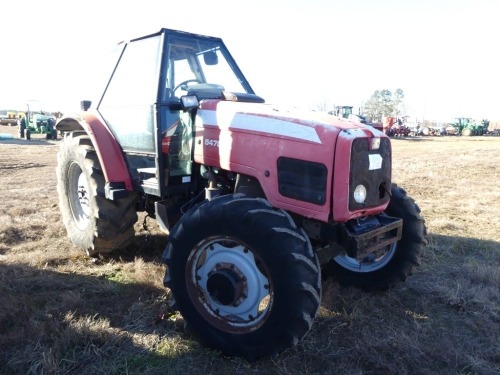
top-left (162, 34), bottom-right (250, 101)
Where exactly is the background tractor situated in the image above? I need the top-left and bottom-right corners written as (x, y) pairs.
top-left (329, 105), bottom-right (384, 132)
top-left (329, 107), bottom-right (410, 137)
top-left (451, 117), bottom-right (486, 136)
top-left (329, 105), bottom-right (371, 125)
top-left (55, 28), bottom-right (427, 360)
top-left (18, 102), bottom-right (57, 140)
top-left (382, 116), bottom-right (411, 137)
top-left (486, 120), bottom-right (500, 136)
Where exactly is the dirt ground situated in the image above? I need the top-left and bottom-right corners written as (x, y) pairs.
top-left (0, 124), bottom-right (499, 375)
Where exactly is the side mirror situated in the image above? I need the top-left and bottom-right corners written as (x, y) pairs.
top-left (203, 51), bottom-right (218, 65)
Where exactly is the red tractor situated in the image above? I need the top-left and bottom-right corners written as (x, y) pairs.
top-left (382, 117), bottom-right (411, 137)
top-left (55, 28), bottom-right (427, 360)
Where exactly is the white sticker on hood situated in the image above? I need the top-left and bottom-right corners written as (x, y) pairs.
top-left (369, 154), bottom-right (383, 170)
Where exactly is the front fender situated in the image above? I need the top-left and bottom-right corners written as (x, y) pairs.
top-left (56, 111), bottom-right (133, 192)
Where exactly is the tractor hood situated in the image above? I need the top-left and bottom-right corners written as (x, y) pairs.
top-left (193, 98), bottom-right (388, 223)
top-left (196, 99), bottom-right (383, 144)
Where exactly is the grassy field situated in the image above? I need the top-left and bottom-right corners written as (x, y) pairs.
top-left (0, 125), bottom-right (499, 375)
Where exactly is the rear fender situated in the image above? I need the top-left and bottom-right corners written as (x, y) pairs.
top-left (56, 111), bottom-right (133, 193)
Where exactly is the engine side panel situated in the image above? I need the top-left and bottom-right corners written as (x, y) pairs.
top-left (193, 101), bottom-right (340, 222)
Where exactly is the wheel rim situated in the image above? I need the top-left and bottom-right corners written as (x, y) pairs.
top-left (68, 162), bottom-right (91, 230)
top-left (333, 243), bottom-right (397, 273)
top-left (186, 236), bottom-right (272, 333)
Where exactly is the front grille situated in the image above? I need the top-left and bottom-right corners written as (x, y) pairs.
top-left (278, 157), bottom-right (327, 205)
top-left (349, 138), bottom-right (391, 211)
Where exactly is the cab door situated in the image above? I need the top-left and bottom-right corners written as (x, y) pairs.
top-left (97, 33), bottom-right (164, 196)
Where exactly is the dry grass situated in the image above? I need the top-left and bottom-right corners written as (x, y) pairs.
top-left (0, 126), bottom-right (499, 375)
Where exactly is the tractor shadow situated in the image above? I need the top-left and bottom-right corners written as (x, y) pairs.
top-left (0, 260), bottom-right (197, 374)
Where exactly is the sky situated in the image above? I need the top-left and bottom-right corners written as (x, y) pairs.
top-left (1, 0), bottom-right (498, 122)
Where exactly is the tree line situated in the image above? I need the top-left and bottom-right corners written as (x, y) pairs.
top-left (318, 88), bottom-right (405, 122)
top-left (362, 88), bottom-right (404, 122)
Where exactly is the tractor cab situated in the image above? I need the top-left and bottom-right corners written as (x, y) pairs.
top-left (93, 29), bottom-right (262, 197)
top-left (329, 105), bottom-right (369, 125)
top-left (329, 105), bottom-right (353, 119)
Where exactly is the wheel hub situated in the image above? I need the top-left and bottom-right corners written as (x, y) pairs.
top-left (68, 162), bottom-right (92, 230)
top-left (188, 238), bottom-right (271, 328)
top-left (334, 243), bottom-right (397, 272)
top-left (207, 265), bottom-right (246, 306)
top-left (77, 173), bottom-right (91, 216)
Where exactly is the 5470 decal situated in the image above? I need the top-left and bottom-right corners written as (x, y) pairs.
top-left (204, 138), bottom-right (219, 147)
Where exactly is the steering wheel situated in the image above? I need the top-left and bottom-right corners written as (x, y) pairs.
top-left (173, 79), bottom-right (200, 94)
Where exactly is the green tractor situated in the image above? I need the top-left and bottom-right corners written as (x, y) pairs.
top-left (19, 110), bottom-right (57, 140)
top-left (452, 117), bottom-right (485, 136)
top-left (328, 105), bottom-right (372, 126)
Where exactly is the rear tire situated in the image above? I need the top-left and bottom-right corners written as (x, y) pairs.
top-left (18, 122), bottom-right (26, 138)
top-left (56, 132), bottom-right (138, 256)
top-left (163, 194), bottom-right (321, 360)
top-left (329, 185), bottom-right (427, 291)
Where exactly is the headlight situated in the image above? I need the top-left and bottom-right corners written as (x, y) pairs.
top-left (369, 137), bottom-right (380, 150)
top-left (353, 184), bottom-right (367, 204)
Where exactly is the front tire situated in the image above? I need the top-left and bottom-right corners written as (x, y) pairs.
top-left (56, 132), bottom-right (138, 256)
top-left (462, 128), bottom-right (472, 136)
top-left (163, 194), bottom-right (321, 360)
top-left (329, 185), bottom-right (427, 290)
